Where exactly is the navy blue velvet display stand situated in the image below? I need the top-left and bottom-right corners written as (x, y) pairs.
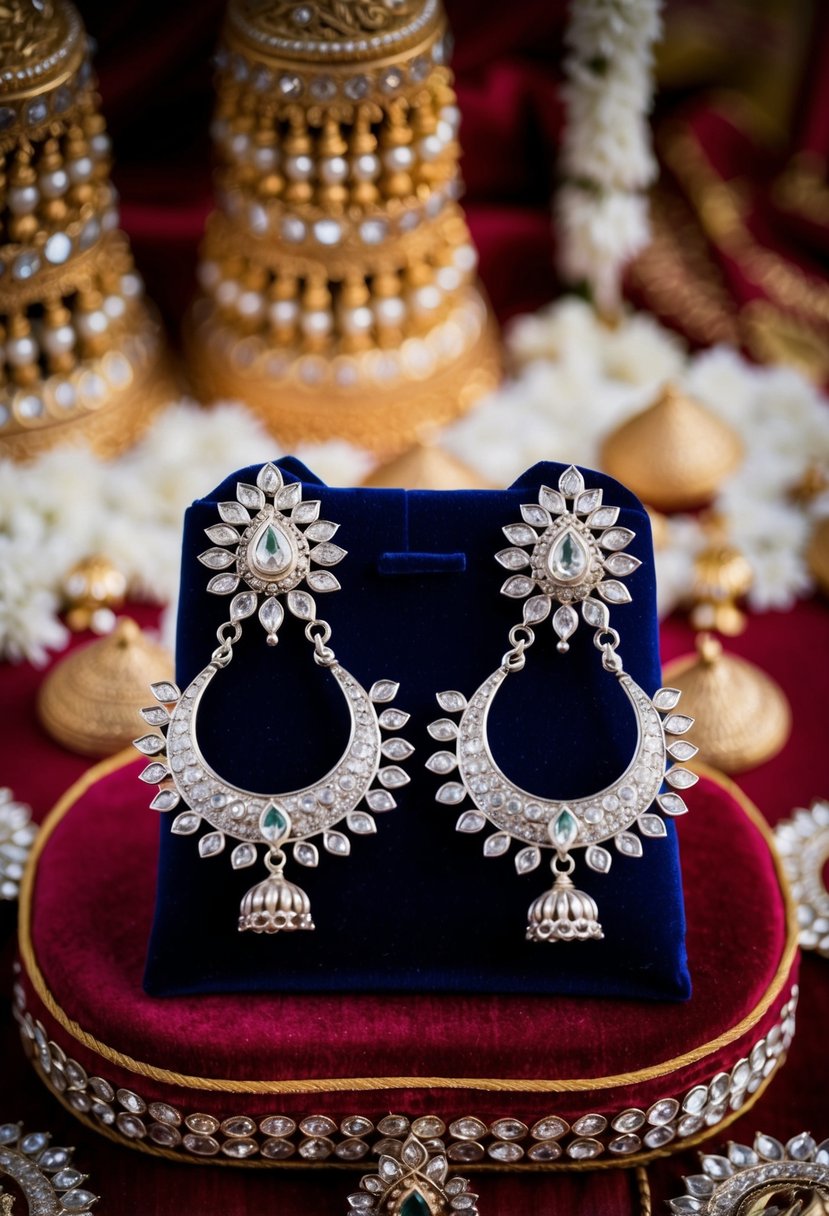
top-left (144, 459), bottom-right (690, 1000)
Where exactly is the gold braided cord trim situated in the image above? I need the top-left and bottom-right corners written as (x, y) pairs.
top-left (18, 753), bottom-right (798, 1095)
top-left (26, 1047), bottom-right (784, 1173)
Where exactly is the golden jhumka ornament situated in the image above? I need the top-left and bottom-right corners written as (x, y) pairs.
top-left (362, 434), bottom-right (486, 488)
top-left (663, 634), bottom-right (790, 774)
top-left (0, 0), bottom-right (173, 462)
top-left (187, 0), bottom-right (500, 454)
top-left (600, 383), bottom-right (743, 512)
top-left (37, 617), bottom-right (173, 756)
top-left (61, 555), bottom-right (127, 632)
top-left (807, 516), bottom-right (829, 599)
top-left (689, 541), bottom-right (753, 635)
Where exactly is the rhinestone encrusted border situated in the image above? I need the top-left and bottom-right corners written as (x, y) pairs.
top-left (13, 976), bottom-right (798, 1168)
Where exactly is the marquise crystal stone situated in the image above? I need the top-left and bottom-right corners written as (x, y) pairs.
top-left (260, 804), bottom-right (290, 843)
top-left (547, 528), bottom-right (588, 583)
top-left (551, 807), bottom-right (577, 848)
top-left (400, 1190), bottom-right (430, 1216)
top-left (250, 520), bottom-right (295, 578)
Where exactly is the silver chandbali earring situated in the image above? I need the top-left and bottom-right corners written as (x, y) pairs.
top-left (426, 465), bottom-right (698, 943)
top-left (134, 463), bottom-right (413, 935)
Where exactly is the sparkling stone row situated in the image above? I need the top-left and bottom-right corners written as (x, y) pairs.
top-left (13, 976), bottom-right (797, 1168)
top-left (198, 292), bottom-right (486, 391)
top-left (227, 0), bottom-right (441, 60)
top-left (0, 14), bottom-right (85, 119)
top-left (0, 323), bottom-right (159, 432)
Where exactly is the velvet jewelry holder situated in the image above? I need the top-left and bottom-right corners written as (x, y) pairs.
top-left (144, 458), bottom-right (690, 1000)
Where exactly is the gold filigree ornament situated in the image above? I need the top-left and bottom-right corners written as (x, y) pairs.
top-left (668, 1132), bottom-right (829, 1215)
top-left (186, 0), bottom-right (500, 454)
top-left (346, 1131), bottom-right (480, 1215)
top-left (600, 383), bottom-right (742, 513)
top-left (689, 541), bottom-right (753, 637)
top-left (0, 789), bottom-right (36, 902)
top-left (37, 617), bottom-right (173, 757)
top-left (0, 1121), bottom-right (99, 1213)
top-left (0, 0), bottom-right (175, 462)
top-left (775, 800), bottom-right (829, 959)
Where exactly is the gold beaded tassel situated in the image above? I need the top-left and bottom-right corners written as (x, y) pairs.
top-left (0, 0), bottom-right (174, 461)
top-left (187, 0), bottom-right (500, 455)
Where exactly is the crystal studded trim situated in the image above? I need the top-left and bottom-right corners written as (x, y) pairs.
top-left (13, 975), bottom-right (798, 1170)
top-left (774, 798), bottom-right (829, 958)
top-left (0, 1119), bottom-right (98, 1213)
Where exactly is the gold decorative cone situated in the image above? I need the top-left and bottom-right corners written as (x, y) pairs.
top-left (186, 0), bottom-right (500, 455)
top-left (663, 634), bottom-right (791, 773)
top-left (600, 384), bottom-right (743, 512)
top-left (37, 618), bottom-right (173, 757)
top-left (0, 0), bottom-right (174, 461)
top-left (689, 542), bottom-right (753, 635)
top-left (807, 516), bottom-right (829, 598)
top-left (362, 438), bottom-right (487, 488)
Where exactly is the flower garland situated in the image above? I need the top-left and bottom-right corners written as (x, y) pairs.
top-left (556, 0), bottom-right (663, 314)
top-left (1, 300), bottom-right (826, 665)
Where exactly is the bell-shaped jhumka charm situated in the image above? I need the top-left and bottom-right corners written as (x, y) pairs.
top-left (187, 0), bottom-right (500, 455)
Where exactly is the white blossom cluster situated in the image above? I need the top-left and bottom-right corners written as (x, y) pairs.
top-left (556, 0), bottom-right (663, 313)
top-left (0, 402), bottom-right (371, 664)
top-left (444, 297), bottom-right (829, 616)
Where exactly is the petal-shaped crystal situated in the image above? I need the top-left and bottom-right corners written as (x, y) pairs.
top-left (292, 499), bottom-right (320, 524)
top-left (754, 1133), bottom-right (784, 1160)
top-left (230, 591), bottom-right (257, 621)
top-left (366, 789), bottom-right (396, 812)
top-left (427, 750), bottom-right (457, 774)
top-left (539, 485), bottom-right (566, 514)
top-left (379, 766), bottom-right (409, 788)
top-left (456, 810), bottom-right (486, 832)
top-left (198, 547), bottom-right (235, 569)
top-left (653, 687), bottom-right (681, 710)
top-left (231, 843), bottom-right (257, 869)
top-left (502, 575), bottom-right (534, 598)
top-left (575, 488), bottom-right (601, 514)
top-left (668, 740), bottom-right (698, 762)
top-left (587, 506), bottom-right (619, 528)
top-left (437, 782), bottom-right (465, 804)
top-left (600, 527), bottom-right (635, 551)
top-left (524, 594), bottom-right (552, 624)
top-left (236, 482), bottom-right (265, 510)
top-left (140, 705), bottom-right (169, 726)
top-left (582, 598), bottom-right (609, 629)
top-left (134, 733), bottom-right (164, 755)
top-left (347, 812), bottom-right (376, 835)
top-left (171, 812), bottom-right (200, 835)
top-left (324, 831), bottom-right (350, 856)
top-left (294, 841), bottom-right (319, 867)
top-left (550, 807), bottom-right (577, 848)
top-left (199, 831), bottom-right (225, 857)
top-left (585, 845), bottom-right (612, 873)
top-left (401, 1135), bottom-right (428, 1168)
top-left (483, 832), bottom-right (510, 857)
top-left (664, 714), bottom-right (693, 735)
top-left (658, 793), bottom-right (688, 816)
top-left (521, 503), bottom-right (551, 527)
top-left (256, 463), bottom-right (282, 494)
top-left (259, 596), bottom-right (284, 635)
top-left (598, 580), bottom-right (632, 604)
top-left (260, 804), bottom-right (290, 843)
top-left (379, 708), bottom-right (409, 729)
top-left (381, 737), bottom-right (414, 760)
top-left (604, 552), bottom-right (641, 577)
top-left (204, 523), bottom-right (240, 546)
top-left (218, 501), bottom-right (251, 526)
top-left (428, 717), bottom-right (458, 739)
top-left (306, 571), bottom-right (341, 593)
top-left (370, 679), bottom-right (399, 702)
top-left (276, 482), bottom-right (302, 510)
top-left (496, 547), bottom-right (531, 570)
top-left (701, 1155), bottom-right (733, 1179)
top-left (502, 523), bottom-right (537, 546)
top-left (139, 762), bottom-right (168, 784)
top-left (310, 542), bottom-right (347, 566)
top-left (151, 681), bottom-right (180, 703)
top-left (666, 767), bottom-right (698, 789)
top-left (150, 789), bottom-right (179, 812)
top-left (615, 831), bottom-right (642, 857)
top-left (436, 691), bottom-right (467, 713)
top-left (305, 520), bottom-right (339, 543)
top-left (207, 573), bottom-right (240, 595)
top-left (249, 520), bottom-right (296, 578)
top-left (558, 465), bottom-right (584, 496)
top-left (787, 1132), bottom-right (817, 1160)
top-left (553, 604), bottom-right (578, 641)
top-left (547, 528), bottom-right (589, 583)
top-left (639, 814), bottom-right (666, 837)
top-left (515, 846), bottom-right (541, 874)
top-left (287, 590), bottom-right (316, 619)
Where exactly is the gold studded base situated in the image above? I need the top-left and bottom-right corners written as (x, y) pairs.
top-left (185, 293), bottom-right (500, 456)
top-left (16, 756), bottom-right (798, 1172)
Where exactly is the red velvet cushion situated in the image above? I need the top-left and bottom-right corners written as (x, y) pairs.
top-left (16, 757), bottom-right (797, 1177)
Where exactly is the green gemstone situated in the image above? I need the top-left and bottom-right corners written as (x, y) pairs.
top-left (400, 1192), bottom-right (431, 1216)
top-left (260, 804), bottom-right (289, 842)
top-left (252, 522), bottom-right (294, 577)
top-left (548, 528), bottom-right (588, 583)
top-left (552, 808), bottom-right (577, 847)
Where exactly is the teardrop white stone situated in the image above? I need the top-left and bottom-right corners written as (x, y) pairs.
top-left (547, 527), bottom-right (589, 583)
top-left (249, 520), bottom-right (295, 578)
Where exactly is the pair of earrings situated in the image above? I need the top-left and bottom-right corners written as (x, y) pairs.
top-left (135, 463), bottom-right (696, 942)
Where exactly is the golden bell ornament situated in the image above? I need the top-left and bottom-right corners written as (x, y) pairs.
top-left (362, 437), bottom-right (487, 489)
top-left (62, 556), bottom-right (127, 633)
top-left (689, 542), bottom-right (753, 635)
top-left (0, 0), bottom-right (174, 462)
top-left (600, 384), bottom-right (743, 512)
top-left (186, 0), bottom-right (500, 455)
top-left (662, 634), bottom-right (791, 773)
top-left (807, 516), bottom-right (829, 598)
top-left (37, 617), bottom-right (173, 757)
